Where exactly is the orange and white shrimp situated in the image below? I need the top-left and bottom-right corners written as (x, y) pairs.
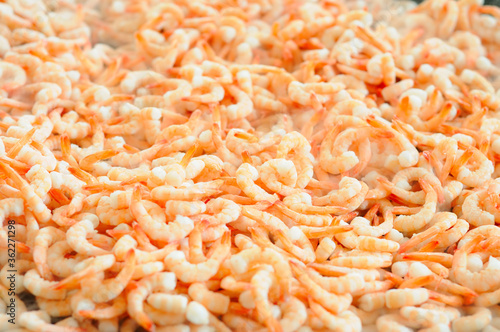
top-left (0, 61), bottom-right (27, 91)
top-left (88, 250), bottom-right (135, 303)
top-left (46, 240), bottom-right (84, 278)
top-left (127, 272), bottom-right (177, 332)
top-left (380, 167), bottom-right (443, 205)
top-left (461, 189), bottom-right (495, 227)
top-left (288, 81), bottom-right (345, 107)
top-left (308, 299), bottom-right (362, 332)
top-left (37, 297), bottom-right (73, 318)
top-left (33, 226), bottom-right (66, 280)
top-left (451, 144), bottom-right (494, 188)
top-left (146, 293), bottom-right (188, 315)
top-left (18, 310), bottom-right (81, 332)
top-left (290, 260), bottom-right (352, 314)
top-left (393, 178), bottom-right (438, 234)
top-left (451, 235), bottom-right (500, 292)
top-left (276, 131), bottom-right (314, 189)
top-left (274, 228), bottom-right (315, 263)
top-left (313, 177), bottom-right (368, 212)
top-left (130, 187), bottom-right (194, 242)
top-left (164, 232), bottom-right (230, 283)
top-left (236, 163), bottom-right (279, 202)
top-left (164, 200), bottom-right (207, 218)
top-left (274, 201), bottom-right (334, 227)
top-left (66, 219), bottom-right (110, 256)
top-left (25, 164), bottom-right (51, 200)
top-left (193, 198), bottom-right (241, 226)
top-left (188, 282), bottom-right (230, 315)
top-left (0, 162), bottom-right (51, 223)
top-left (452, 307), bottom-right (492, 332)
top-left (385, 288), bottom-right (430, 309)
top-left (258, 158), bottom-right (300, 196)
top-left (112, 235), bottom-right (177, 264)
top-left (224, 85), bottom-right (253, 121)
top-left (96, 195), bottom-right (134, 226)
top-left (250, 266), bottom-right (281, 331)
top-left (23, 269), bottom-right (66, 300)
top-left (55, 254), bottom-right (116, 290)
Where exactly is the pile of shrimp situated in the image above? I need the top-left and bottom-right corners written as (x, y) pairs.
top-left (3, 0), bottom-right (500, 331)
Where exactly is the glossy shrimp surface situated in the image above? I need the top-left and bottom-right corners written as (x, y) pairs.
top-left (3, 0), bottom-right (500, 331)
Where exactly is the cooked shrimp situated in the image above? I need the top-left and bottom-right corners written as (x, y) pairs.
top-left (130, 186), bottom-right (194, 242)
top-left (164, 232), bottom-right (230, 283)
top-left (127, 272), bottom-right (177, 331)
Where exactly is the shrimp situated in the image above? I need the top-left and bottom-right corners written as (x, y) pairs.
top-left (259, 158), bottom-right (300, 196)
top-left (54, 254), bottom-right (116, 290)
top-left (398, 212), bottom-right (458, 253)
top-left (130, 186), bottom-right (194, 242)
top-left (192, 198), bottom-right (241, 226)
top-left (282, 193), bottom-right (347, 215)
top-left (319, 126), bottom-right (385, 175)
top-left (225, 85), bottom-right (253, 120)
top-left (376, 314), bottom-right (413, 332)
top-left (451, 235), bottom-right (500, 292)
top-left (290, 260), bottom-right (352, 314)
top-left (19, 310), bottom-right (82, 332)
top-left (288, 81), bottom-right (345, 106)
top-left (113, 235), bottom-right (177, 264)
top-left (451, 144), bottom-right (494, 187)
top-left (385, 288), bottom-right (430, 309)
top-left (241, 207), bottom-right (288, 232)
top-left (356, 236), bottom-right (400, 253)
top-left (66, 219), bottom-right (109, 256)
top-left (400, 305), bottom-right (450, 327)
top-left (235, 163), bottom-right (279, 202)
top-left (127, 272), bottom-right (177, 331)
top-left (313, 178), bottom-right (368, 212)
top-left (26, 164), bottom-right (51, 199)
top-left (308, 299), bottom-right (362, 332)
top-left (0, 197), bottom-right (24, 228)
top-left (274, 201), bottom-right (334, 227)
top-left (78, 294), bottom-right (127, 319)
top-left (0, 161), bottom-right (51, 223)
top-left (274, 228), bottom-right (316, 263)
top-left (452, 307), bottom-right (492, 332)
top-left (37, 297), bottom-right (73, 318)
top-left (46, 240), bottom-right (84, 278)
top-left (146, 293), bottom-right (188, 314)
top-left (393, 178), bottom-right (437, 234)
top-left (188, 283), bottom-right (230, 314)
top-left (250, 266), bottom-right (281, 332)
top-left (89, 249), bottom-right (135, 303)
top-left (33, 226), bottom-right (66, 280)
top-left (23, 269), bottom-right (66, 300)
top-left (164, 232), bottom-right (230, 283)
top-left (164, 200), bottom-right (207, 218)
top-left (151, 185), bottom-right (220, 201)
top-left (461, 189), bottom-right (495, 226)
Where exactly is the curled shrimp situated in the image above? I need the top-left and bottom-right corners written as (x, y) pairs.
top-left (66, 219), bottom-right (109, 256)
top-left (0, 161), bottom-right (51, 223)
top-left (130, 186), bottom-right (194, 242)
top-left (192, 198), bottom-right (241, 226)
top-left (164, 232), bottom-right (230, 283)
top-left (127, 272), bottom-right (177, 331)
top-left (393, 178), bottom-right (438, 234)
top-left (88, 249), bottom-right (135, 303)
top-left (290, 260), bottom-right (352, 314)
top-left (236, 163), bottom-right (279, 202)
top-left (33, 226), bottom-right (66, 280)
